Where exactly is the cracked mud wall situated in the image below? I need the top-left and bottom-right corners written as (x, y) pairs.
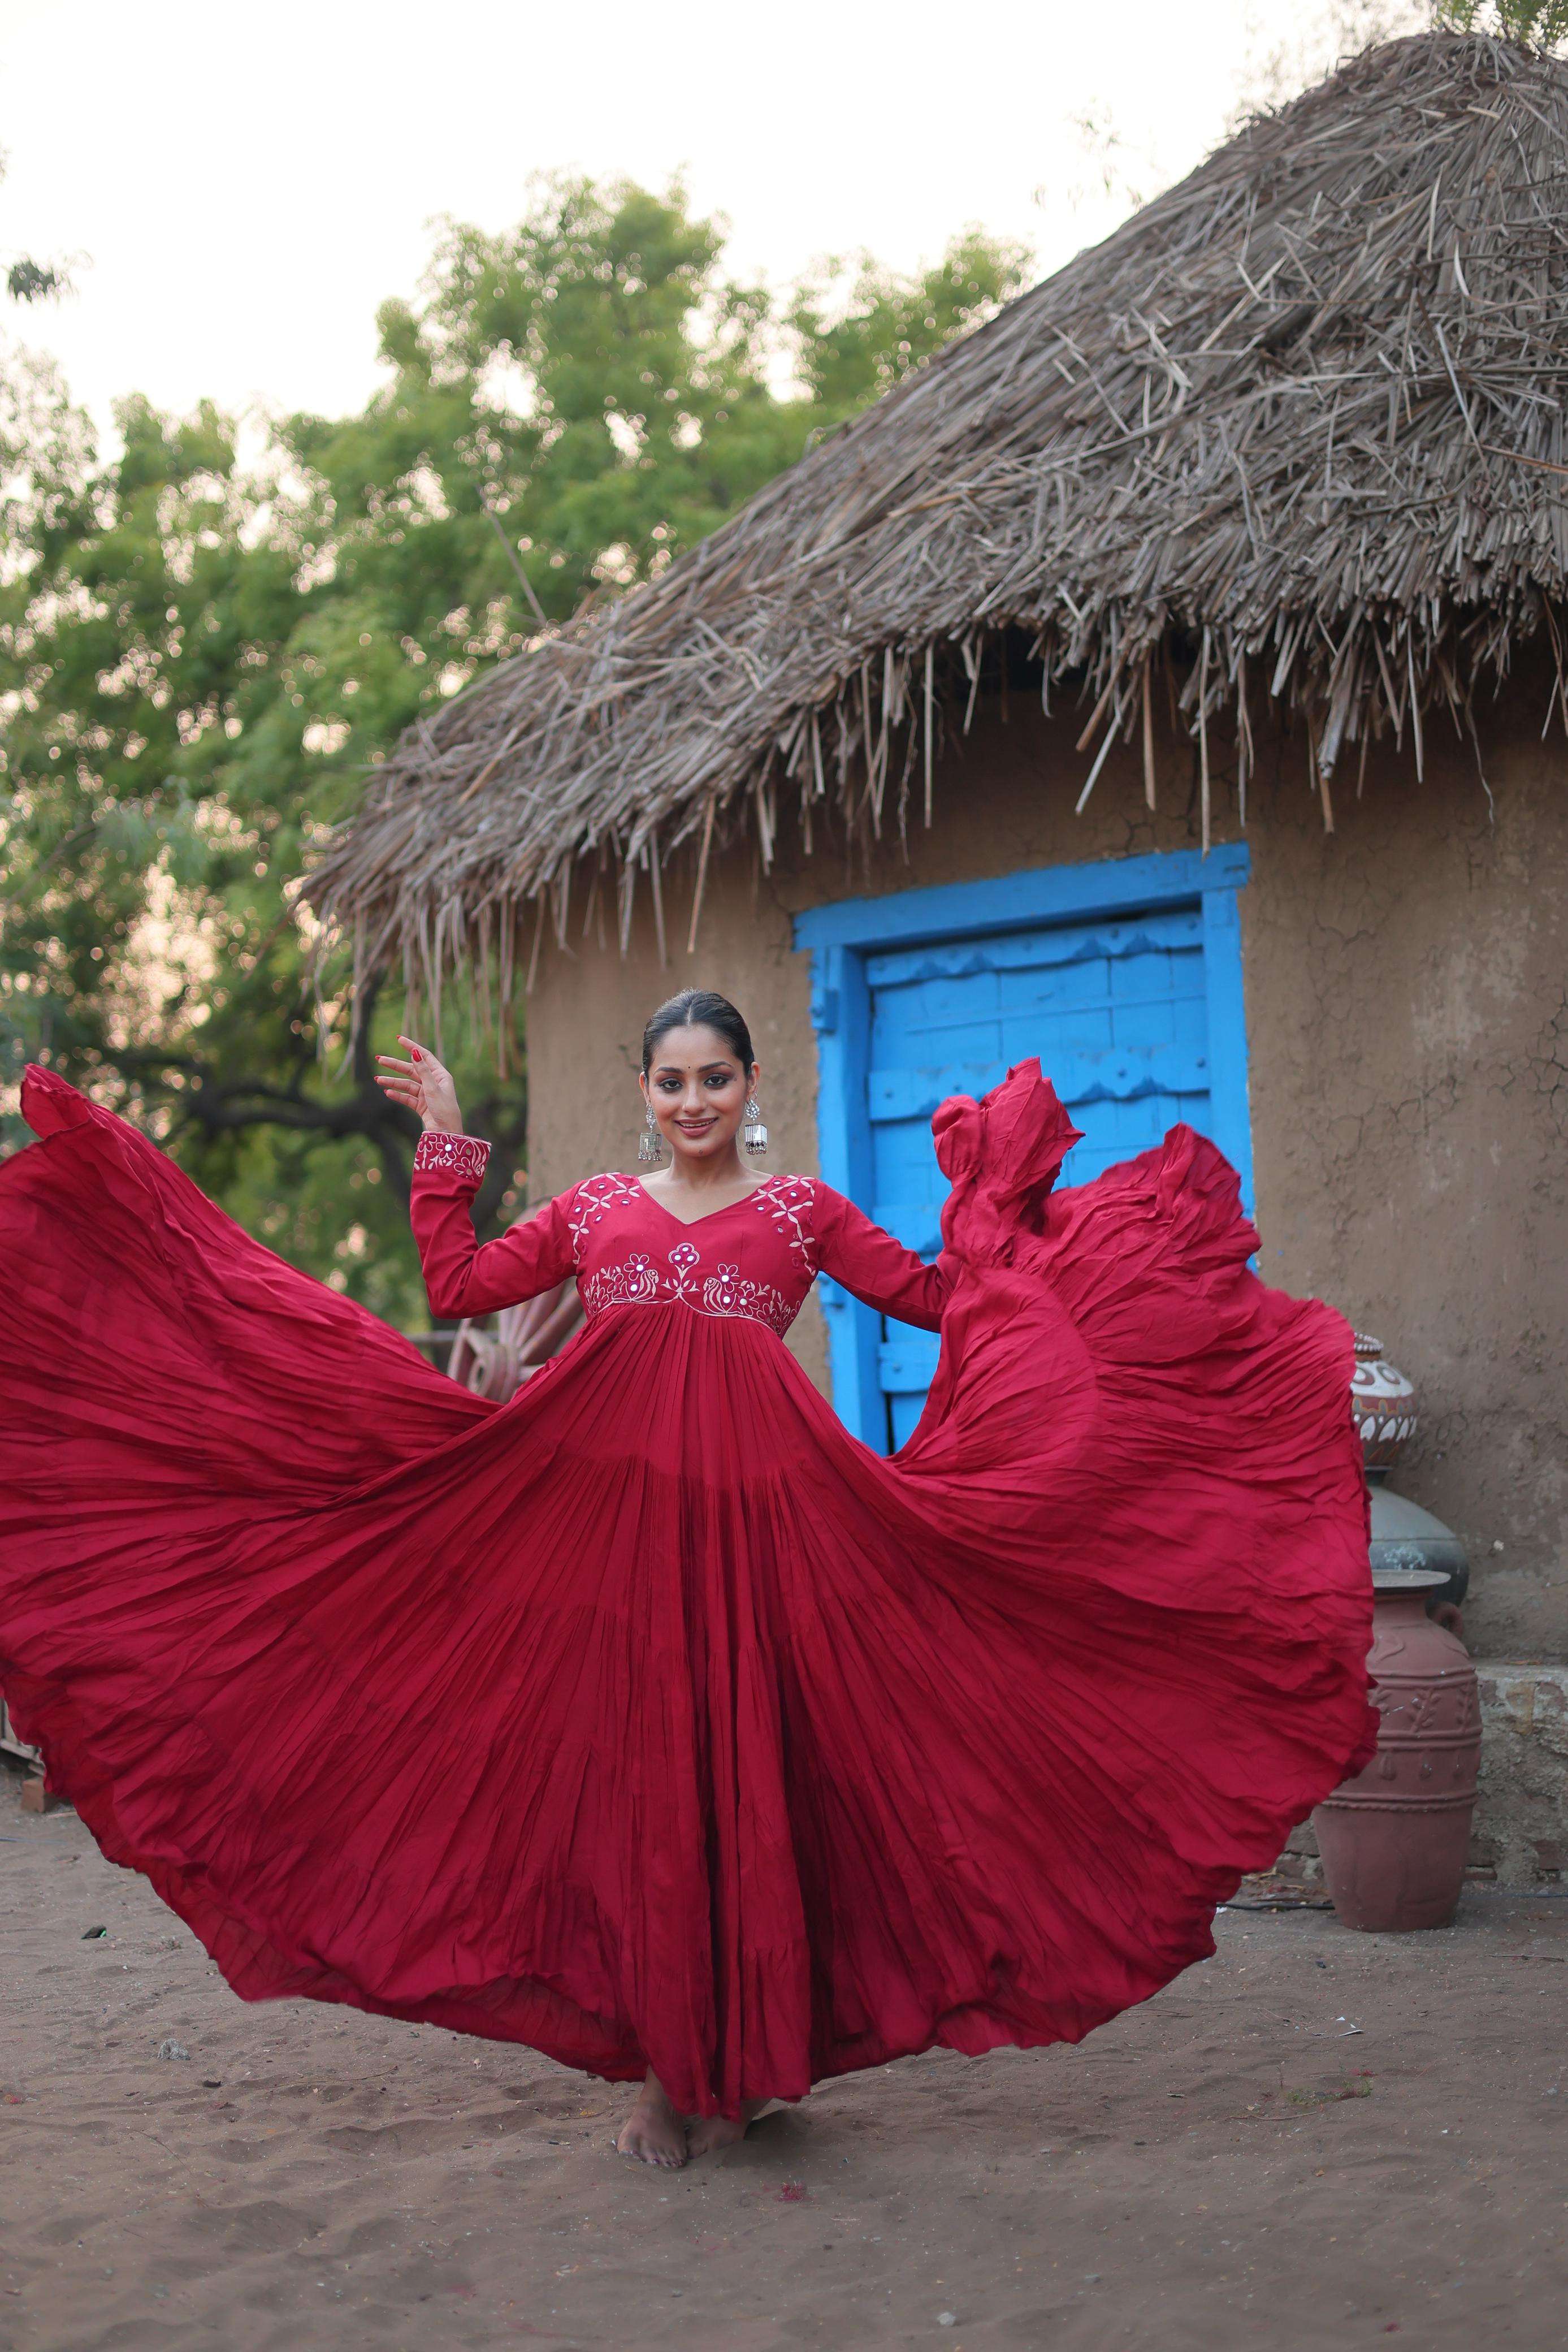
top-left (1233, 666), bottom-right (1568, 1661)
top-left (525, 663), bottom-right (1566, 1657)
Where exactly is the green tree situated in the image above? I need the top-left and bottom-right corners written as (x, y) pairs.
top-left (1435, 0), bottom-right (1568, 45)
top-left (0, 176), bottom-right (1028, 1324)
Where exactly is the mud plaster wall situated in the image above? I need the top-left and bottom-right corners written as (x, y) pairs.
top-left (524, 660), bottom-right (1568, 1659)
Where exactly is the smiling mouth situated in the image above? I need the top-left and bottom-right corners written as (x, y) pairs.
top-left (676, 1119), bottom-right (717, 1135)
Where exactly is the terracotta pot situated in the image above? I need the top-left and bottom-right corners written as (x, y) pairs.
top-left (1349, 1332), bottom-right (1419, 1470)
top-left (1312, 1568), bottom-right (1480, 1931)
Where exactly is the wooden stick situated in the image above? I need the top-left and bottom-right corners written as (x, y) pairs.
top-left (648, 837), bottom-right (667, 966)
top-left (1482, 442), bottom-right (1568, 478)
top-left (1141, 656), bottom-right (1155, 811)
top-left (687, 796), bottom-right (717, 955)
top-left (1197, 631), bottom-right (1211, 857)
top-left (1311, 732), bottom-right (1335, 833)
top-left (1075, 671), bottom-right (1120, 755)
top-left (1076, 689), bottom-right (1125, 812)
top-left (483, 504), bottom-right (550, 632)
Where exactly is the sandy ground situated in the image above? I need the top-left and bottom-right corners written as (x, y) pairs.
top-left (2, 1782), bottom-right (1565, 2352)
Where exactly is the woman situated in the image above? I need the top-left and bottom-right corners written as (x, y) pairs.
top-left (0, 988), bottom-right (1374, 2170)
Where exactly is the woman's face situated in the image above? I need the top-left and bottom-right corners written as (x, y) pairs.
top-left (640, 1023), bottom-right (757, 1168)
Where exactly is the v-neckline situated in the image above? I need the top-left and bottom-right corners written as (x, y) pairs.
top-left (635, 1177), bottom-right (772, 1231)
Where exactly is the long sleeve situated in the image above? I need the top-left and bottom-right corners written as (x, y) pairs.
top-left (409, 1132), bottom-right (577, 1320)
top-left (812, 1184), bottom-right (953, 1332)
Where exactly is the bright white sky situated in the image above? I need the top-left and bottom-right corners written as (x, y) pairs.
top-left (0, 0), bottom-right (1416, 436)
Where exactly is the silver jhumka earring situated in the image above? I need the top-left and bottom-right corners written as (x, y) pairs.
top-left (742, 1095), bottom-right (768, 1158)
top-left (638, 1101), bottom-right (663, 1164)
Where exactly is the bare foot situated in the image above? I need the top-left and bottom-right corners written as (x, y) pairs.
top-left (684, 2098), bottom-right (771, 2160)
top-left (615, 2072), bottom-right (687, 2168)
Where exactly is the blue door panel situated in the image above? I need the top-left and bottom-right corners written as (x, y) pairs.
top-left (879, 1333), bottom-right (941, 1394)
top-left (868, 1045), bottom-right (1211, 1125)
top-left (796, 848), bottom-right (1254, 1455)
top-left (869, 903), bottom-right (1218, 1449)
top-left (863, 910), bottom-right (1205, 985)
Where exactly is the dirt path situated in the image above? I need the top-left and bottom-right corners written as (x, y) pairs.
top-left (2, 1785), bottom-right (1563, 2351)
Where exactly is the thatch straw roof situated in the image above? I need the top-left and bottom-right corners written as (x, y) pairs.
top-left (314, 29), bottom-right (1568, 988)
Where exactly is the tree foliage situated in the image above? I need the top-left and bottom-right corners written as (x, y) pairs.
top-left (1435, 0), bottom-right (1568, 47)
top-left (0, 178), bottom-right (1028, 1323)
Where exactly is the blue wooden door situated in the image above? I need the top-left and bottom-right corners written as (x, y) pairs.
top-left (867, 905), bottom-right (1212, 1447)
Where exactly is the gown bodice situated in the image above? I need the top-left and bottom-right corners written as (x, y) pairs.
top-left (409, 1132), bottom-right (951, 1341)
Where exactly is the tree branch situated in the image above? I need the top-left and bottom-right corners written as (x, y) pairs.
top-left (111, 1024), bottom-right (528, 1234)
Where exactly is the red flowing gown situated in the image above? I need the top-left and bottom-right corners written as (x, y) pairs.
top-left (0, 1058), bottom-right (1374, 2118)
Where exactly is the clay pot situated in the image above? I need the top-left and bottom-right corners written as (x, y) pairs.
top-left (1349, 1333), bottom-right (1419, 1469)
top-left (1367, 1469), bottom-right (1469, 1609)
top-left (1313, 1568), bottom-right (1480, 1931)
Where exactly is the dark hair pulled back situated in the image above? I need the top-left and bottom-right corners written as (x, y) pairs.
top-left (641, 988), bottom-right (755, 1076)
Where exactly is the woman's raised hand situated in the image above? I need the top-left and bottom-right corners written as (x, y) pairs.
top-left (374, 1036), bottom-right (464, 1135)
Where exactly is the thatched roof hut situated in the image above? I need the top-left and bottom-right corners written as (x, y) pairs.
top-left (314, 29), bottom-right (1568, 1685)
top-left (314, 27), bottom-right (1568, 993)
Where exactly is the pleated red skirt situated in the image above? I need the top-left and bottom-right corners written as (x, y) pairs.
top-left (0, 1064), bottom-right (1374, 2117)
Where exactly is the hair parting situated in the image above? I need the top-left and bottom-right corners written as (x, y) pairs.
top-left (641, 988), bottom-right (755, 1075)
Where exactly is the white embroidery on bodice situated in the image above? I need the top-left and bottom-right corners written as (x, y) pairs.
top-left (751, 1173), bottom-right (817, 1279)
top-left (571, 1173), bottom-right (812, 1339)
top-left (567, 1171), bottom-right (646, 1248)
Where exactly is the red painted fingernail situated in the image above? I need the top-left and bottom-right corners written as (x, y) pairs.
top-left (412, 1047), bottom-right (421, 1060)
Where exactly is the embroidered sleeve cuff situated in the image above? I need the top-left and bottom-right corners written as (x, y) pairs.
top-left (413, 1130), bottom-right (492, 1186)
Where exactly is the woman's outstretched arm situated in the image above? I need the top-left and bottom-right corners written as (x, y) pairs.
top-left (409, 1144), bottom-right (577, 1321)
top-left (812, 1183), bottom-right (954, 1331)
top-left (378, 1034), bottom-right (577, 1321)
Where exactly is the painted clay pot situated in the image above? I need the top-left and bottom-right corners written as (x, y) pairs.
top-left (1313, 1568), bottom-right (1480, 1932)
top-left (1350, 1333), bottom-right (1419, 1469)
